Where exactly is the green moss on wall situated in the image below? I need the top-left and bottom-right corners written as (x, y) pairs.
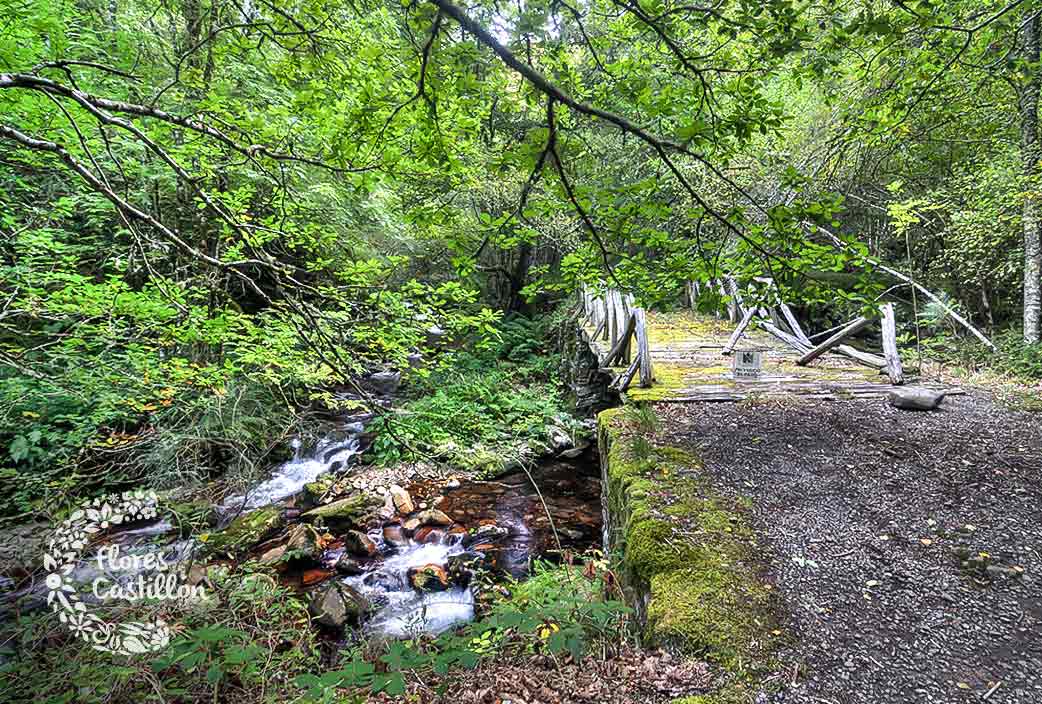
top-left (598, 405), bottom-right (778, 702)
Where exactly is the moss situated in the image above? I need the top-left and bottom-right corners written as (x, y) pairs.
top-left (302, 494), bottom-right (370, 520)
top-left (598, 406), bottom-right (777, 690)
top-left (200, 506), bottom-right (282, 557)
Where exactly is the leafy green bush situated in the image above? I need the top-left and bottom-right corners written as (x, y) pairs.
top-left (922, 330), bottom-right (1042, 382)
top-left (368, 314), bottom-right (583, 473)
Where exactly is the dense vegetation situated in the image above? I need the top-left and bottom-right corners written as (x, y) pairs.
top-left (1, 0), bottom-right (1040, 701)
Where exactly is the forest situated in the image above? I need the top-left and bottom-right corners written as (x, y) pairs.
top-left (1, 0), bottom-right (1040, 702)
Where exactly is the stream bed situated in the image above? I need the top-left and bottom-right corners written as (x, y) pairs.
top-left (1, 422), bottom-right (602, 640)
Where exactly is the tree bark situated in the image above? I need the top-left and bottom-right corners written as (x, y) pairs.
top-left (1021, 14), bottom-right (1041, 344)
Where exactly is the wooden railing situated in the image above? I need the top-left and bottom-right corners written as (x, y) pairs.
top-left (690, 276), bottom-right (906, 385)
top-left (579, 286), bottom-right (654, 391)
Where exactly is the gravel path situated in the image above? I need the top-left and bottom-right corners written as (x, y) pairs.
top-left (659, 394), bottom-right (1042, 704)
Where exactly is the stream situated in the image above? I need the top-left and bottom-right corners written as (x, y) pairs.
top-left (1, 417), bottom-right (602, 640)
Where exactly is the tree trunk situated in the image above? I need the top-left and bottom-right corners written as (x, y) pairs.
top-left (1021, 14), bottom-right (1041, 344)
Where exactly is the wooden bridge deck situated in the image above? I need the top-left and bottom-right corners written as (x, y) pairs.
top-left (586, 310), bottom-right (898, 403)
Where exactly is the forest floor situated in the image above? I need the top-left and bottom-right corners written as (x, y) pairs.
top-left (658, 392), bottom-right (1042, 704)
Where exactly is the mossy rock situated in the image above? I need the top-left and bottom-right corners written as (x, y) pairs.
top-left (199, 507), bottom-right (283, 557)
top-left (302, 494), bottom-right (370, 520)
top-left (302, 477), bottom-right (335, 507)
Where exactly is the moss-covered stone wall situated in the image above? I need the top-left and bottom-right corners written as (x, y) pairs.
top-left (597, 406), bottom-right (781, 702)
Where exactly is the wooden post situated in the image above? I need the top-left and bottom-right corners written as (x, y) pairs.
top-left (633, 307), bottom-right (654, 387)
top-left (797, 316), bottom-right (871, 366)
top-left (723, 308), bottom-right (756, 355)
top-left (603, 313), bottom-right (636, 366)
top-left (880, 303), bottom-right (905, 385)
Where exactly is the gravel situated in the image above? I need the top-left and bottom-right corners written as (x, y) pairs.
top-left (659, 393), bottom-right (1042, 704)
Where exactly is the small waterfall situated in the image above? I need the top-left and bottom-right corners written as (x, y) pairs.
top-left (339, 531), bottom-right (475, 637)
top-left (225, 425), bottom-right (365, 512)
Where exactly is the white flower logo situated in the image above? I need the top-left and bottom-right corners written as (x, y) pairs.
top-left (43, 490), bottom-right (173, 655)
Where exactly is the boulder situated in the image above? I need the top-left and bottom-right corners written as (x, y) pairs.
top-left (416, 508), bottom-right (453, 527)
top-left (548, 427), bottom-right (572, 452)
top-left (335, 555), bottom-right (365, 576)
top-left (201, 507), bottom-right (282, 557)
top-left (343, 529), bottom-right (379, 558)
top-left (365, 370), bottom-right (401, 397)
top-left (888, 387), bottom-right (948, 411)
top-left (388, 485), bottom-right (415, 515)
top-left (303, 477), bottom-right (335, 506)
top-left (308, 582), bottom-right (369, 629)
top-left (407, 563), bottom-right (450, 592)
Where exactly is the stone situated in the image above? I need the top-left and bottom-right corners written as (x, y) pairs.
top-left (407, 563), bottom-right (450, 592)
top-left (302, 495), bottom-right (369, 521)
top-left (416, 508), bottom-right (453, 527)
top-left (888, 387), bottom-right (948, 411)
top-left (444, 479), bottom-right (461, 490)
top-left (365, 370), bottom-right (401, 396)
top-left (388, 485), bottom-right (415, 515)
top-left (463, 523), bottom-right (509, 548)
top-left (285, 523), bottom-right (323, 557)
top-left (559, 442), bottom-right (590, 459)
top-left (343, 529), bottom-right (379, 558)
top-left (402, 517), bottom-right (422, 532)
top-left (335, 555), bottom-right (365, 575)
top-left (549, 427), bottom-right (572, 452)
top-left (303, 477), bottom-right (334, 506)
top-left (413, 526), bottom-right (445, 544)
top-left (382, 523), bottom-right (408, 546)
top-left (407, 352), bottom-right (423, 369)
top-left (201, 507), bottom-right (283, 557)
top-left (445, 554), bottom-right (475, 587)
top-left (308, 582), bottom-right (369, 629)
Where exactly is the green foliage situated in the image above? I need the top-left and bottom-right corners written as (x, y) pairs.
top-left (368, 315), bottom-right (582, 473)
top-left (925, 331), bottom-right (1042, 383)
top-left (294, 561), bottom-right (631, 702)
top-left (0, 569), bottom-right (320, 703)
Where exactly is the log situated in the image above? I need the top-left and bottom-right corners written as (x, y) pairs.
top-left (880, 303), bottom-right (905, 385)
top-left (722, 308), bottom-right (756, 355)
top-left (633, 307), bottom-right (654, 387)
top-left (757, 320), bottom-right (812, 353)
top-left (779, 302), bottom-right (808, 343)
top-left (614, 355), bottom-right (640, 392)
top-left (603, 312), bottom-right (636, 366)
top-left (815, 224), bottom-right (995, 350)
top-left (835, 344), bottom-right (886, 369)
top-left (797, 316), bottom-right (871, 366)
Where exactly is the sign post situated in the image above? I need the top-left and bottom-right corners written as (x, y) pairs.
top-left (733, 349), bottom-right (762, 381)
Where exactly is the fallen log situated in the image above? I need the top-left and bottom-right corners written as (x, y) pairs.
top-left (723, 308), bottom-right (756, 355)
top-left (798, 316), bottom-right (871, 366)
top-left (757, 320), bottom-right (812, 354)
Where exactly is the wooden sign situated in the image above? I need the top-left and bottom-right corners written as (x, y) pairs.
top-left (733, 349), bottom-right (762, 380)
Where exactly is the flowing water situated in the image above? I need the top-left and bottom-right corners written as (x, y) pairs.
top-left (1, 422), bottom-right (602, 639)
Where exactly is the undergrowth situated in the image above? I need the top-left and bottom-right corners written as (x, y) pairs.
top-left (0, 561), bottom-right (630, 704)
top-left (369, 314), bottom-right (585, 474)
